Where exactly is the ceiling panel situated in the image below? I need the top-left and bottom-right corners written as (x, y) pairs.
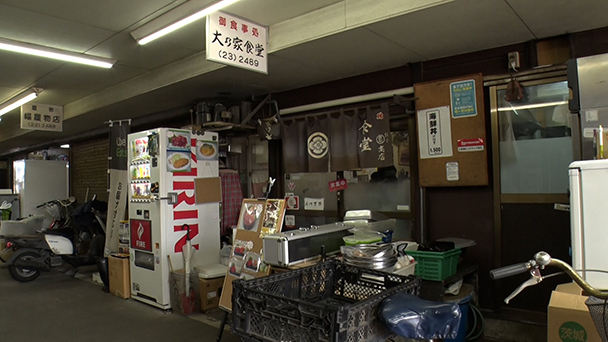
top-left (194, 54), bottom-right (338, 96)
top-left (32, 64), bottom-right (146, 105)
top-left (0, 86), bottom-right (24, 104)
top-left (366, 0), bottom-right (534, 60)
top-left (87, 31), bottom-right (197, 70)
top-left (0, 0), bottom-right (183, 32)
top-left (271, 27), bottom-right (421, 77)
top-left (152, 20), bottom-right (208, 52)
top-left (0, 111), bottom-right (26, 141)
top-left (507, 0), bottom-right (608, 39)
top-left (228, 0), bottom-right (343, 27)
top-left (135, 0), bottom-right (345, 52)
top-left (0, 4), bottom-right (115, 53)
top-left (0, 51), bottom-right (65, 89)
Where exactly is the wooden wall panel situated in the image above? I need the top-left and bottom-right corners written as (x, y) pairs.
top-left (415, 74), bottom-right (489, 187)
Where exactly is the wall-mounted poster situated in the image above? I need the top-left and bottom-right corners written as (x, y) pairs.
top-left (166, 129), bottom-right (192, 173)
top-left (450, 79), bottom-right (477, 118)
top-left (166, 151), bottom-right (191, 173)
top-left (417, 106), bottom-right (453, 159)
top-left (166, 129), bottom-right (190, 151)
top-left (197, 140), bottom-right (218, 161)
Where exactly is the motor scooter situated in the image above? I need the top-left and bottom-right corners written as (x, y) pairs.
top-left (0, 196), bottom-right (107, 282)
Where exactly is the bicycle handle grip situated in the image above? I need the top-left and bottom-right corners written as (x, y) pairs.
top-left (490, 262), bottom-right (530, 280)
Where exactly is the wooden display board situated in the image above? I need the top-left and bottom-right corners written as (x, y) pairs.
top-left (218, 198), bottom-right (286, 311)
top-left (414, 73), bottom-right (489, 187)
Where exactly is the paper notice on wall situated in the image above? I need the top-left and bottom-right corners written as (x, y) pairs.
top-left (417, 106), bottom-right (453, 159)
top-left (446, 162), bottom-right (459, 181)
top-left (304, 198), bottom-right (324, 211)
top-left (285, 215), bottom-right (296, 228)
top-left (586, 110), bottom-right (599, 122)
top-left (457, 138), bottom-right (485, 152)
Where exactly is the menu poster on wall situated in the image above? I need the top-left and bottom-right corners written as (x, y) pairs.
top-left (206, 11), bottom-right (268, 74)
top-left (166, 130), bottom-right (191, 173)
top-left (450, 79), bottom-right (477, 118)
top-left (417, 106), bottom-right (453, 159)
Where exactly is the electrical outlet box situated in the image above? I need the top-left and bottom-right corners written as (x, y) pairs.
top-left (508, 51), bottom-right (520, 70)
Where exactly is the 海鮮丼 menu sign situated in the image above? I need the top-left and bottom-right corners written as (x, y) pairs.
top-left (206, 11), bottom-right (268, 74)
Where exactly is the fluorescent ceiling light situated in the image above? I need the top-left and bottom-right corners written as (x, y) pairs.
top-left (132, 0), bottom-right (241, 45)
top-left (0, 88), bottom-right (41, 117)
top-left (0, 38), bottom-right (116, 68)
top-left (60, 144), bottom-right (70, 148)
top-left (497, 101), bottom-right (568, 112)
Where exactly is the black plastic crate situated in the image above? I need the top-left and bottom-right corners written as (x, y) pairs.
top-left (232, 260), bottom-right (420, 342)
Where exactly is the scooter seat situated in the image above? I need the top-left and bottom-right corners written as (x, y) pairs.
top-left (0, 215), bottom-right (44, 237)
top-left (379, 292), bottom-right (461, 340)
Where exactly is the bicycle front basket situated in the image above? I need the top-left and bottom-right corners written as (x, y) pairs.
top-left (585, 296), bottom-right (608, 340)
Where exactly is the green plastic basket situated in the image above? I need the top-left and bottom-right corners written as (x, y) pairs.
top-left (0, 209), bottom-right (11, 221)
top-left (405, 248), bottom-right (461, 281)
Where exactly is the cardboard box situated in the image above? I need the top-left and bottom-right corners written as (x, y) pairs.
top-left (200, 276), bottom-right (224, 311)
top-left (108, 255), bottom-right (130, 299)
top-left (548, 282), bottom-right (602, 342)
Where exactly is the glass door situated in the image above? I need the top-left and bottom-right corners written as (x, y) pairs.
top-left (491, 78), bottom-right (573, 314)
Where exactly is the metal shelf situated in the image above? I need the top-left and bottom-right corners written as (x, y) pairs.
top-left (202, 121), bottom-right (256, 132)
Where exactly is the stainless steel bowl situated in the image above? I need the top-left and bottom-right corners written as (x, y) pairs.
top-left (342, 243), bottom-right (399, 270)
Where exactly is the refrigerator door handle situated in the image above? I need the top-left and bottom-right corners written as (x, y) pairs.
top-left (156, 192), bottom-right (178, 205)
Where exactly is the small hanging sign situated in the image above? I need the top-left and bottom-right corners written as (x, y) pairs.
top-left (20, 103), bottom-right (63, 132)
top-left (206, 11), bottom-right (268, 74)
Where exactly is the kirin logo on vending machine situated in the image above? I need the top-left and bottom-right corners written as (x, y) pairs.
top-left (171, 137), bottom-right (199, 253)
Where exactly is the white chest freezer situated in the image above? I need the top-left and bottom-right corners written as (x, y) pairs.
top-left (570, 159), bottom-right (608, 289)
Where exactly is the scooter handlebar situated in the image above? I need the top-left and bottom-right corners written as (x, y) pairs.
top-left (489, 262), bottom-right (531, 280)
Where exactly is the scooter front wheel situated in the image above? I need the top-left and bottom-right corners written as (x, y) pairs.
top-left (8, 251), bottom-right (41, 282)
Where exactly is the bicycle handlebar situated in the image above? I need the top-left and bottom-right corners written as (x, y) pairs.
top-left (35, 197), bottom-right (75, 209)
top-left (489, 262), bottom-right (531, 280)
top-left (491, 251), bottom-right (608, 300)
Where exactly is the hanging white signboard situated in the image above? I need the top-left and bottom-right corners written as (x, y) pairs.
top-left (20, 103), bottom-right (63, 132)
top-left (206, 11), bottom-right (268, 74)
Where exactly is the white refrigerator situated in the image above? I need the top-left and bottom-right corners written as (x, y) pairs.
top-left (13, 159), bottom-right (69, 218)
top-left (127, 128), bottom-right (221, 310)
top-left (569, 159), bottom-right (608, 289)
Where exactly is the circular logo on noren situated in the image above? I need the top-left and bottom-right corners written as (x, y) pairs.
top-left (307, 132), bottom-right (329, 159)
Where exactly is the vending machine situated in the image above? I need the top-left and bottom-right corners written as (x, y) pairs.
top-left (127, 128), bottom-right (220, 310)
